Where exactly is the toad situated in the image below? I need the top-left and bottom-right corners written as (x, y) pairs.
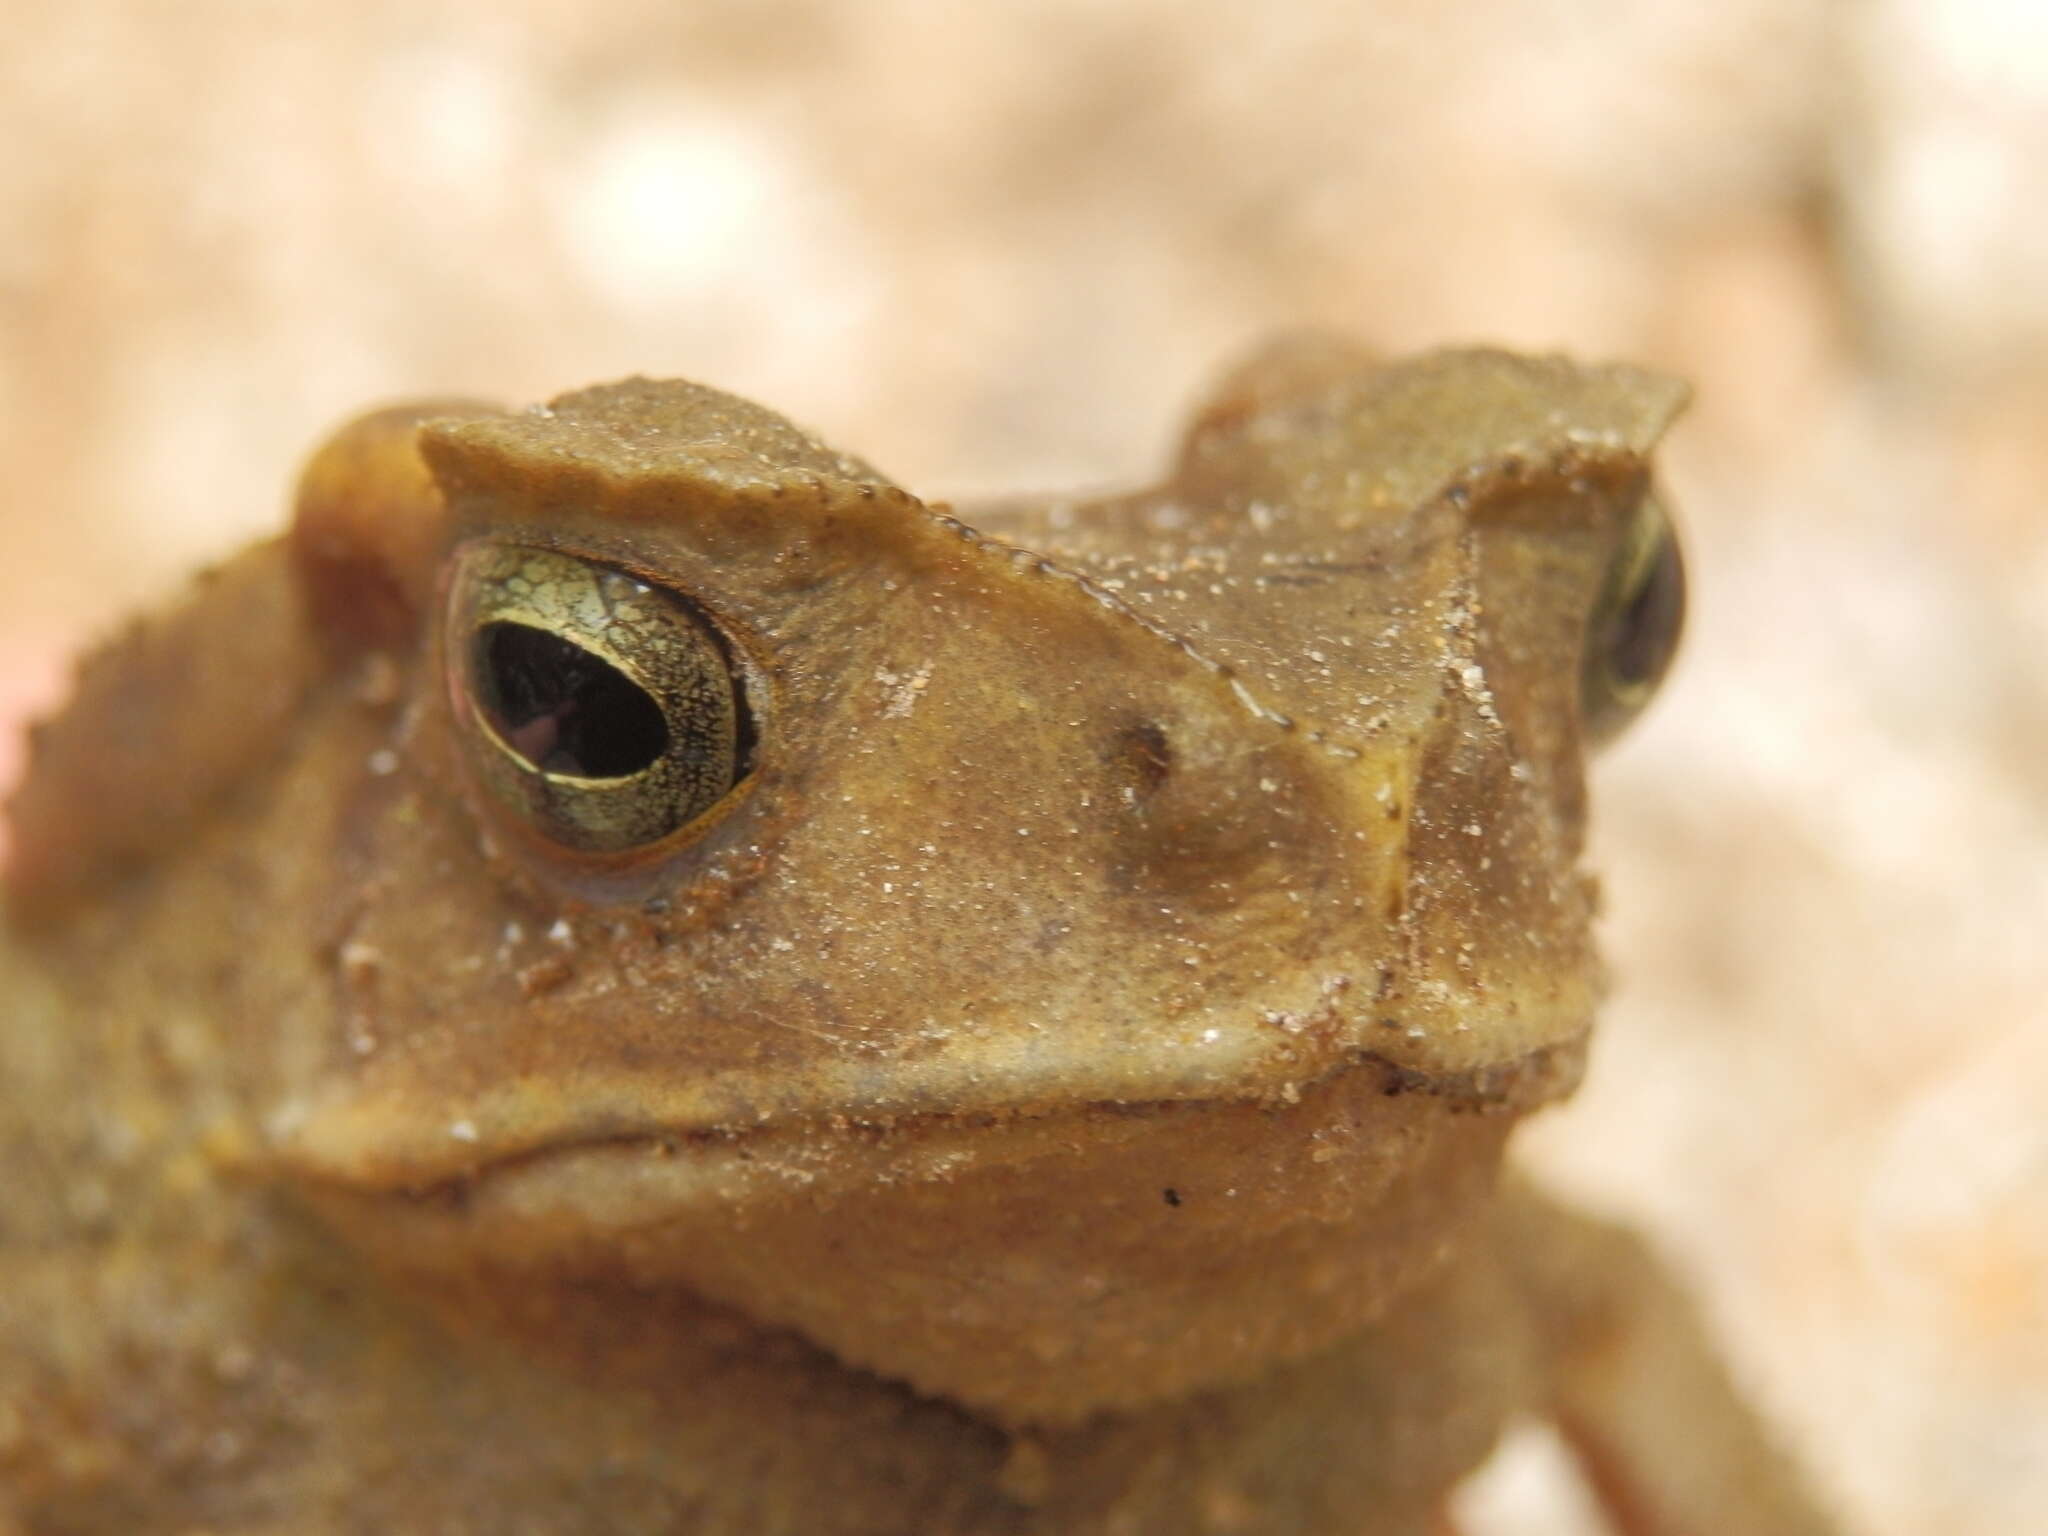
top-left (0, 338), bottom-right (1835, 1533)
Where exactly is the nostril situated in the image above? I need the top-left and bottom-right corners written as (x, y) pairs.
top-left (1109, 721), bottom-right (1174, 802)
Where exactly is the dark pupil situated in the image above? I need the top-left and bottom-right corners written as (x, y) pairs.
top-left (474, 622), bottom-right (669, 778)
top-left (1606, 533), bottom-right (1684, 687)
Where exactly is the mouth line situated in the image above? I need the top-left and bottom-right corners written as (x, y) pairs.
top-left (313, 1040), bottom-right (1586, 1203)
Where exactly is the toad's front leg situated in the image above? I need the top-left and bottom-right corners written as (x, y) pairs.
top-left (1495, 1179), bottom-right (1838, 1536)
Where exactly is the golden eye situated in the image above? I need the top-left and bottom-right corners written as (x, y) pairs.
top-left (446, 545), bottom-right (754, 855)
top-left (1581, 493), bottom-right (1685, 747)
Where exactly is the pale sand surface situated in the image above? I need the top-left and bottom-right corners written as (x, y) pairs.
top-left (3, 4), bottom-right (2044, 1532)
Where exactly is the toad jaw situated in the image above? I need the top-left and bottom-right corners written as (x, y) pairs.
top-left (270, 1037), bottom-right (1579, 1425)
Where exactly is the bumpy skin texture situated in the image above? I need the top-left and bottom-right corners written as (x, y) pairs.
top-left (0, 341), bottom-right (1835, 1533)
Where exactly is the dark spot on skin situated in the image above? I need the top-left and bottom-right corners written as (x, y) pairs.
top-left (516, 955), bottom-right (575, 999)
top-left (1109, 721), bottom-right (1174, 800)
top-left (1033, 918), bottom-right (1075, 954)
top-left (1162, 1188), bottom-right (1182, 1207)
top-left (1380, 1064), bottom-right (1431, 1098)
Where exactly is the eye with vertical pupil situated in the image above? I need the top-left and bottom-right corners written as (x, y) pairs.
top-left (447, 545), bottom-right (753, 855)
top-left (1581, 494), bottom-right (1685, 747)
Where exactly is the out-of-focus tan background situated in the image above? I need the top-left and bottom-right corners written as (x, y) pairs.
top-left (2, 3), bottom-right (2042, 1532)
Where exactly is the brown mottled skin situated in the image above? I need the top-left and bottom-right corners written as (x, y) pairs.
top-left (0, 340), bottom-right (1835, 1533)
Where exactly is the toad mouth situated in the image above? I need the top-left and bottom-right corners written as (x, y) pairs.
top-left (266, 1035), bottom-right (1586, 1203)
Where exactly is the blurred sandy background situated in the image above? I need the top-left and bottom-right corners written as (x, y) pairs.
top-left (2, 3), bottom-right (2043, 1532)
